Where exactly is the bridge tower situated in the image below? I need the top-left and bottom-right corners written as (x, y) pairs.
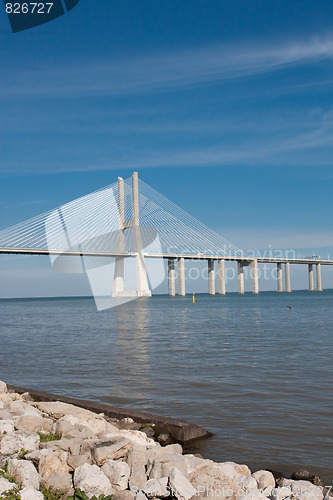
top-left (112, 172), bottom-right (151, 297)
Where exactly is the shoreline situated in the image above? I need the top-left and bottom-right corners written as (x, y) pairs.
top-left (0, 381), bottom-right (331, 500)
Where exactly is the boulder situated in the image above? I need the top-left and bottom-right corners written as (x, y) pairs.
top-left (0, 477), bottom-right (17, 495)
top-left (0, 431), bottom-right (40, 454)
top-left (42, 471), bottom-right (73, 494)
top-left (169, 467), bottom-right (197, 500)
top-left (0, 408), bottom-right (13, 420)
top-left (281, 479), bottom-right (324, 500)
top-left (19, 487), bottom-right (44, 500)
top-left (42, 437), bottom-right (82, 455)
top-left (238, 491), bottom-right (268, 500)
top-left (238, 475), bottom-right (258, 491)
top-left (291, 470), bottom-right (314, 481)
top-left (119, 429), bottom-right (157, 447)
top-left (0, 393), bottom-right (13, 403)
top-left (7, 458), bottom-right (40, 489)
top-left (74, 463), bottom-right (112, 498)
top-left (90, 437), bottom-right (132, 466)
top-left (39, 449), bottom-right (69, 478)
top-left (252, 470), bottom-right (275, 490)
top-left (68, 454), bottom-right (92, 471)
top-left (157, 433), bottom-right (172, 446)
top-left (0, 381), bottom-right (7, 393)
top-left (128, 444), bottom-right (148, 490)
top-left (101, 459), bottom-right (130, 490)
top-left (14, 415), bottom-right (53, 434)
top-left (7, 401), bottom-right (42, 418)
top-left (0, 419), bottom-right (15, 434)
top-left (149, 453), bottom-right (189, 479)
top-left (114, 491), bottom-right (138, 500)
top-left (270, 486), bottom-right (292, 500)
top-left (189, 463), bottom-right (239, 499)
top-left (141, 477), bottom-right (169, 498)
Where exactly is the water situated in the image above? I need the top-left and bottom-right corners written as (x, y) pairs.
top-left (1, 291), bottom-right (332, 484)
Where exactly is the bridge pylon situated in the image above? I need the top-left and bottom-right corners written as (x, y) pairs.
top-left (112, 172), bottom-right (151, 298)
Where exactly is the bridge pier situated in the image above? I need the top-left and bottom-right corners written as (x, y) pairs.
top-left (285, 262), bottom-right (291, 292)
top-left (218, 259), bottom-right (226, 295)
top-left (316, 263), bottom-right (323, 291)
top-left (168, 258), bottom-right (176, 296)
top-left (308, 264), bottom-right (314, 291)
top-left (238, 262), bottom-right (244, 294)
top-left (178, 257), bottom-right (185, 296)
top-left (252, 259), bottom-right (259, 294)
top-left (208, 259), bottom-right (215, 295)
top-left (277, 263), bottom-right (283, 292)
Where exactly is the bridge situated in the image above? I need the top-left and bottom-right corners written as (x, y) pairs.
top-left (1, 172), bottom-right (332, 299)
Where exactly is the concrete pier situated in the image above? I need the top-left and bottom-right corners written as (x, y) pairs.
top-left (277, 263), bottom-right (283, 292)
top-left (208, 259), bottom-right (215, 295)
top-left (238, 261), bottom-right (244, 294)
top-left (218, 259), bottom-right (226, 295)
top-left (168, 258), bottom-right (176, 296)
top-left (285, 262), bottom-right (291, 292)
top-left (252, 259), bottom-right (259, 294)
top-left (308, 264), bottom-right (314, 291)
top-left (316, 263), bottom-right (323, 291)
top-left (178, 257), bottom-right (185, 296)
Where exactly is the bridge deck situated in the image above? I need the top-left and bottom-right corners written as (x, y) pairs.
top-left (1, 248), bottom-right (332, 265)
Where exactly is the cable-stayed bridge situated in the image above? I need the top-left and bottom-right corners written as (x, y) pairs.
top-left (0, 172), bottom-right (332, 302)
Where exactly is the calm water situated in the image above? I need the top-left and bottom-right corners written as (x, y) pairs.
top-left (0, 291), bottom-right (332, 484)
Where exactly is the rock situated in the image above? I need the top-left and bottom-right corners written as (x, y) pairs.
top-left (189, 463), bottom-right (238, 499)
top-left (252, 470), bottom-right (275, 489)
top-left (58, 413), bottom-right (115, 437)
top-left (0, 409), bottom-right (13, 420)
top-left (101, 459), bottom-right (130, 491)
top-left (184, 454), bottom-right (206, 474)
top-left (0, 381), bottom-right (7, 393)
top-left (270, 486), bottom-right (292, 500)
top-left (117, 417), bottom-right (142, 431)
top-left (268, 470), bottom-right (284, 485)
top-left (14, 415), bottom-right (54, 434)
top-left (7, 458), bottom-right (41, 489)
top-left (42, 471), bottom-right (73, 494)
top-left (74, 463), bottom-right (112, 498)
top-left (114, 491), bottom-right (138, 500)
top-left (33, 401), bottom-right (108, 424)
top-left (90, 437), bottom-right (132, 466)
top-left (19, 487), bottom-right (44, 500)
top-left (0, 393), bottom-right (13, 403)
top-left (0, 419), bottom-right (15, 434)
top-left (135, 492), bottom-right (148, 500)
top-left (68, 454), bottom-right (92, 471)
top-left (120, 429), bottom-right (157, 447)
top-left (128, 444), bottom-right (148, 490)
top-left (7, 401), bottom-right (42, 418)
top-left (0, 431), bottom-right (40, 454)
top-left (141, 426), bottom-right (155, 439)
top-left (157, 433), bottom-right (172, 446)
top-left (169, 467), bottom-right (197, 500)
top-left (282, 479), bottom-right (324, 500)
top-left (149, 452), bottom-right (189, 479)
top-left (42, 437), bottom-right (82, 455)
top-left (141, 477), bottom-right (169, 498)
top-left (291, 469), bottom-right (314, 481)
top-left (39, 449), bottom-right (69, 478)
top-left (238, 491), bottom-right (267, 500)
top-left (239, 475), bottom-right (258, 491)
top-left (0, 477), bottom-right (17, 495)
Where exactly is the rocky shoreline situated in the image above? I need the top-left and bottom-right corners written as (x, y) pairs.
top-left (0, 381), bottom-right (330, 500)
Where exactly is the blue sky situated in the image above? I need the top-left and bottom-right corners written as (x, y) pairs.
top-left (0, 0), bottom-right (332, 296)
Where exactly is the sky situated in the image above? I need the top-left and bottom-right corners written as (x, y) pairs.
top-left (0, 0), bottom-right (332, 297)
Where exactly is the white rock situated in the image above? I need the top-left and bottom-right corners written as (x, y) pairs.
top-left (74, 463), bottom-right (112, 498)
top-left (285, 479), bottom-right (324, 500)
top-left (252, 470), bottom-right (275, 490)
top-left (119, 429), bottom-right (157, 446)
top-left (0, 380), bottom-right (7, 393)
top-left (128, 444), bottom-right (148, 490)
top-left (239, 475), bottom-right (258, 490)
top-left (14, 415), bottom-right (53, 434)
top-left (183, 454), bottom-right (205, 474)
top-left (39, 449), bottom-right (69, 478)
top-left (19, 487), bottom-right (44, 500)
top-left (0, 431), bottom-right (40, 454)
top-left (0, 419), bottom-right (15, 434)
top-left (7, 458), bottom-right (40, 490)
top-left (0, 477), bottom-right (17, 495)
top-left (0, 401), bottom-right (5, 409)
top-left (141, 477), bottom-right (169, 498)
top-left (262, 484), bottom-right (273, 496)
top-left (169, 467), bottom-right (196, 500)
top-left (42, 471), bottom-right (73, 493)
top-left (7, 401), bottom-right (42, 418)
top-left (270, 486), bottom-right (292, 500)
top-left (101, 459), bottom-right (130, 490)
top-left (238, 490), bottom-right (268, 500)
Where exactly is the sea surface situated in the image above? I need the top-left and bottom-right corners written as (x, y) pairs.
top-left (1, 291), bottom-right (332, 484)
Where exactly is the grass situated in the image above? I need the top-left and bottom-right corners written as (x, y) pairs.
top-left (38, 431), bottom-right (61, 442)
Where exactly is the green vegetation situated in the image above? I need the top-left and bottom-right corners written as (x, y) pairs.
top-left (38, 431), bottom-right (61, 442)
top-left (1, 491), bottom-right (21, 499)
top-left (40, 485), bottom-right (65, 499)
top-left (67, 490), bottom-right (112, 500)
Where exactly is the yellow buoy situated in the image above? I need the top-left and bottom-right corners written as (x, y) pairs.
top-left (192, 293), bottom-right (195, 304)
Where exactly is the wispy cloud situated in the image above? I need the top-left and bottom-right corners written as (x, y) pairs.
top-left (1, 36), bottom-right (333, 98)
